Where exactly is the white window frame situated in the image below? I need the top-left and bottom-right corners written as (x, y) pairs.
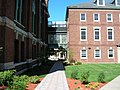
top-left (108, 48), bottom-right (114, 59)
top-left (94, 48), bottom-right (101, 59)
top-left (80, 13), bottom-right (86, 22)
top-left (94, 27), bottom-right (101, 41)
top-left (80, 27), bottom-right (87, 41)
top-left (80, 49), bottom-right (87, 59)
top-left (115, 0), bottom-right (120, 6)
top-left (97, 0), bottom-right (105, 6)
top-left (107, 27), bottom-right (114, 41)
top-left (119, 14), bottom-right (120, 22)
top-left (106, 13), bottom-right (113, 22)
top-left (93, 13), bottom-right (100, 22)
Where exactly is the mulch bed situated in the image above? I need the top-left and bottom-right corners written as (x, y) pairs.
top-left (25, 78), bottom-right (107, 90)
top-left (67, 78), bottom-right (107, 90)
top-left (0, 78), bottom-right (107, 90)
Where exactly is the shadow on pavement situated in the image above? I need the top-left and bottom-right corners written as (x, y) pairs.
top-left (49, 61), bottom-right (65, 73)
top-left (21, 60), bottom-right (56, 76)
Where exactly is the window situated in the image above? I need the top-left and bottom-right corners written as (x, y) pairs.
top-left (94, 27), bottom-right (100, 41)
top-left (97, 0), bottom-right (105, 6)
top-left (32, 0), bottom-right (36, 33)
top-left (94, 13), bottom-right (100, 22)
top-left (94, 49), bottom-right (101, 59)
top-left (61, 35), bottom-right (67, 44)
top-left (81, 49), bottom-right (87, 59)
top-left (107, 27), bottom-right (114, 41)
top-left (119, 14), bottom-right (120, 22)
top-left (80, 13), bottom-right (86, 21)
top-left (48, 34), bottom-right (54, 44)
top-left (116, 0), bottom-right (120, 6)
top-left (107, 14), bottom-right (113, 22)
top-left (15, 0), bottom-right (23, 23)
top-left (80, 27), bottom-right (87, 41)
top-left (108, 49), bottom-right (114, 58)
top-left (55, 35), bottom-right (60, 44)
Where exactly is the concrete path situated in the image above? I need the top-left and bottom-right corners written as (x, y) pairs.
top-left (35, 61), bottom-right (69, 90)
top-left (100, 75), bottom-right (120, 90)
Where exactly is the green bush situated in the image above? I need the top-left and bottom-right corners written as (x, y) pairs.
top-left (0, 70), bottom-right (16, 86)
top-left (71, 70), bottom-right (79, 79)
top-left (75, 62), bottom-right (82, 65)
top-left (81, 71), bottom-right (90, 84)
top-left (7, 75), bottom-right (29, 90)
top-left (28, 75), bottom-right (40, 83)
top-left (97, 72), bottom-right (105, 83)
top-left (7, 80), bottom-right (27, 90)
top-left (13, 75), bottom-right (29, 82)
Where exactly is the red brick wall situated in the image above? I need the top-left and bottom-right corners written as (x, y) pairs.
top-left (4, 27), bottom-right (15, 62)
top-left (0, 26), bottom-right (5, 63)
top-left (68, 9), bottom-right (120, 63)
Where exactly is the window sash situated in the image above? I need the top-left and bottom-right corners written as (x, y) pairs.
top-left (81, 28), bottom-right (86, 40)
top-left (81, 50), bottom-right (87, 59)
top-left (109, 49), bottom-right (114, 58)
top-left (108, 29), bottom-right (113, 40)
top-left (94, 29), bottom-right (100, 40)
top-left (107, 14), bottom-right (112, 21)
top-left (99, 0), bottom-right (104, 5)
top-left (82, 50), bottom-right (86, 57)
top-left (95, 50), bottom-right (100, 58)
top-left (94, 14), bottom-right (99, 21)
top-left (81, 14), bottom-right (86, 21)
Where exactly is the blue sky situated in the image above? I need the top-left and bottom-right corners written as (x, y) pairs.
top-left (48, 0), bottom-right (111, 21)
top-left (48, 0), bottom-right (91, 21)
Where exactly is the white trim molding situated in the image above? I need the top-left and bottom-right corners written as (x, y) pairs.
top-left (94, 47), bottom-right (101, 59)
top-left (93, 13), bottom-right (100, 22)
top-left (108, 47), bottom-right (114, 59)
top-left (80, 27), bottom-right (87, 41)
top-left (97, 0), bottom-right (105, 6)
top-left (107, 27), bottom-right (114, 41)
top-left (80, 48), bottom-right (87, 59)
top-left (94, 27), bottom-right (101, 41)
top-left (80, 13), bottom-right (86, 22)
top-left (106, 13), bottom-right (113, 22)
top-left (0, 16), bottom-right (15, 30)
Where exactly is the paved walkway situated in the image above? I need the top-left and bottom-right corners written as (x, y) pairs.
top-left (35, 61), bottom-right (69, 90)
top-left (100, 75), bottom-right (120, 90)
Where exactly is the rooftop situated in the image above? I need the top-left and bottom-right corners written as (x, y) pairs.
top-left (67, 0), bottom-right (120, 10)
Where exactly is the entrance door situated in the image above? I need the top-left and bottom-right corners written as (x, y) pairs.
top-left (117, 47), bottom-right (120, 63)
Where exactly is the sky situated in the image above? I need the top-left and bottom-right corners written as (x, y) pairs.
top-left (48, 0), bottom-right (111, 21)
top-left (48, 0), bottom-right (92, 21)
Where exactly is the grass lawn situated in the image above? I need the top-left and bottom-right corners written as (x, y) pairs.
top-left (65, 64), bottom-right (120, 82)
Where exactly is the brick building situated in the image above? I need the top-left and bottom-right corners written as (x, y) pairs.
top-left (66, 0), bottom-right (120, 63)
top-left (0, 0), bottom-right (49, 74)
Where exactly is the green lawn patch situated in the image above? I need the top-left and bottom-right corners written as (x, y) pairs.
top-left (65, 64), bottom-right (120, 82)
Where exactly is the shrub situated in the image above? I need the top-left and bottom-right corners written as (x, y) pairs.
top-left (28, 76), bottom-right (40, 83)
top-left (0, 70), bottom-right (16, 86)
top-left (71, 70), bottom-right (79, 79)
top-left (97, 72), bottom-right (105, 83)
top-left (75, 62), bottom-right (82, 65)
top-left (7, 80), bottom-right (27, 90)
top-left (7, 75), bottom-right (29, 90)
top-left (81, 71), bottom-right (90, 84)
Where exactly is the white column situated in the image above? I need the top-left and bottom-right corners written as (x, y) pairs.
top-left (117, 47), bottom-right (120, 63)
